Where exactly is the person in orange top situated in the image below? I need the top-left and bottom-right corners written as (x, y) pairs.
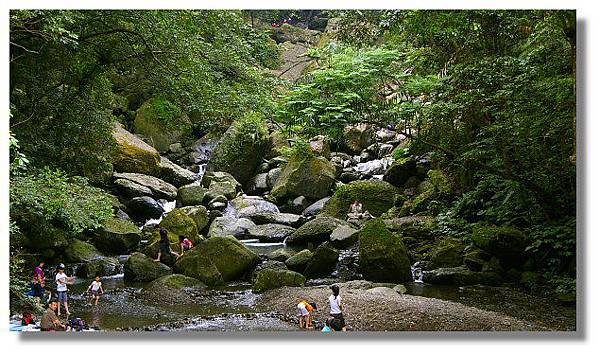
top-left (297, 300), bottom-right (317, 329)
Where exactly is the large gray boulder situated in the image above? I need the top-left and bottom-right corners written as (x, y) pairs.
top-left (247, 224), bottom-right (296, 243)
top-left (252, 268), bottom-right (306, 293)
top-left (126, 196), bottom-right (164, 221)
top-left (112, 122), bottom-right (161, 176)
top-left (158, 157), bottom-right (197, 187)
top-left (285, 216), bottom-right (349, 246)
top-left (271, 155), bottom-right (336, 202)
top-left (329, 225), bottom-right (359, 249)
top-left (247, 212), bottom-right (304, 227)
top-left (208, 216), bottom-right (256, 238)
top-left (302, 197), bottom-right (331, 217)
top-left (113, 172), bottom-right (177, 200)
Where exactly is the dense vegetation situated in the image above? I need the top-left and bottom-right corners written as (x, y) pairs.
top-left (9, 9), bottom-right (576, 310)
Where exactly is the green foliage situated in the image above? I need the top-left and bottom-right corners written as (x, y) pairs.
top-left (139, 97), bottom-right (184, 130)
top-left (276, 46), bottom-right (401, 144)
top-left (10, 168), bottom-right (114, 236)
top-left (527, 217), bottom-right (576, 275)
top-left (278, 139), bottom-right (314, 161)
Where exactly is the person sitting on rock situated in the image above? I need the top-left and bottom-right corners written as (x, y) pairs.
top-left (347, 200), bottom-right (374, 222)
top-left (40, 299), bottom-right (67, 331)
top-left (155, 228), bottom-right (179, 262)
top-left (297, 300), bottom-right (317, 329)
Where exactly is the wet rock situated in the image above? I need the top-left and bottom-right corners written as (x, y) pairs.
top-left (340, 171), bottom-right (361, 183)
top-left (140, 274), bottom-right (206, 304)
top-left (157, 157), bottom-right (197, 187)
top-left (358, 219), bottom-right (412, 283)
top-left (284, 249), bottom-right (313, 272)
top-left (94, 217), bottom-right (142, 254)
top-left (285, 216), bottom-right (349, 246)
top-left (248, 224), bottom-right (296, 243)
top-left (126, 196), bottom-right (164, 220)
top-left (302, 197), bottom-right (331, 217)
top-left (208, 216), bottom-right (256, 238)
top-left (321, 180), bottom-right (401, 219)
top-left (208, 198), bottom-right (228, 211)
top-left (76, 257), bottom-right (121, 278)
top-left (329, 225), bottom-right (359, 249)
top-left (113, 172), bottom-right (177, 200)
top-left (252, 268), bottom-right (306, 293)
top-left (271, 155), bottom-right (336, 202)
top-left (124, 252), bottom-right (171, 282)
top-left (112, 122), bottom-right (161, 176)
top-left (304, 242), bottom-right (339, 278)
top-left (266, 168), bottom-right (282, 189)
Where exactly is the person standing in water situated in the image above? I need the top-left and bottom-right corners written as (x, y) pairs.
top-left (87, 275), bottom-right (104, 305)
top-left (328, 284), bottom-right (347, 331)
top-left (55, 264), bottom-right (72, 316)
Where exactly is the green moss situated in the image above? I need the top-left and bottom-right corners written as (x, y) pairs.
top-left (174, 249), bottom-right (224, 286)
top-left (198, 236), bottom-right (260, 281)
top-left (64, 239), bottom-right (103, 262)
top-left (133, 97), bottom-right (192, 151)
top-left (124, 252), bottom-right (171, 282)
top-left (471, 224), bottom-right (527, 265)
top-left (252, 268), bottom-right (306, 293)
top-left (427, 238), bottom-right (465, 269)
top-left (304, 242), bottom-right (339, 278)
top-left (159, 208), bottom-right (199, 239)
top-left (148, 274), bottom-right (203, 290)
top-left (358, 219), bottom-right (412, 282)
top-left (284, 249), bottom-right (313, 272)
top-left (321, 180), bottom-right (401, 219)
top-left (271, 155), bottom-right (336, 202)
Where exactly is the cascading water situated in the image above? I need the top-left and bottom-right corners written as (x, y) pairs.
top-left (142, 199), bottom-right (176, 228)
top-left (411, 261), bottom-right (424, 283)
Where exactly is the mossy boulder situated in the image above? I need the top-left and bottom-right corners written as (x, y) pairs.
top-left (199, 236), bottom-right (260, 281)
top-left (133, 97), bottom-right (192, 152)
top-left (205, 180), bottom-right (238, 201)
top-left (64, 239), bottom-right (104, 263)
top-left (124, 252), bottom-right (171, 282)
top-left (427, 238), bottom-right (466, 269)
top-left (285, 216), bottom-right (349, 246)
top-left (422, 266), bottom-right (502, 286)
top-left (112, 122), bottom-right (161, 175)
top-left (94, 217), bottom-right (142, 254)
top-left (206, 115), bottom-right (271, 185)
top-left (284, 249), bottom-right (313, 272)
top-left (159, 208), bottom-right (199, 239)
top-left (76, 257), bottom-right (121, 278)
top-left (142, 229), bottom-right (187, 265)
top-left (471, 225), bottom-right (527, 266)
top-left (304, 242), bottom-right (339, 278)
top-left (173, 249), bottom-right (224, 286)
top-left (383, 157), bottom-right (417, 188)
top-left (321, 180), bottom-right (401, 219)
top-left (140, 274), bottom-right (205, 304)
top-left (329, 225), bottom-right (359, 249)
top-left (252, 268), bottom-right (306, 293)
top-left (179, 205), bottom-right (209, 232)
top-left (358, 219), bottom-right (412, 283)
top-left (268, 248), bottom-right (296, 262)
top-left (176, 184), bottom-right (207, 207)
top-left (271, 155), bottom-right (336, 202)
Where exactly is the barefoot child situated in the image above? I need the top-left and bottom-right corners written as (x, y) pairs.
top-left (297, 300), bottom-right (317, 329)
top-left (329, 284), bottom-right (347, 331)
top-left (87, 276), bottom-right (104, 305)
top-left (55, 264), bottom-right (74, 316)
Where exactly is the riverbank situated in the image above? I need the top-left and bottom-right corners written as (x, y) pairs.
top-left (256, 282), bottom-right (573, 331)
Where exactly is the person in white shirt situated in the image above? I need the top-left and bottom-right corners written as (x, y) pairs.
top-left (328, 284), bottom-right (347, 331)
top-left (87, 275), bottom-right (104, 305)
top-left (55, 265), bottom-right (71, 316)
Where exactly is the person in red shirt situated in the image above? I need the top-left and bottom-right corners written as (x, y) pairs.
top-left (32, 262), bottom-right (46, 300)
top-left (178, 235), bottom-right (194, 256)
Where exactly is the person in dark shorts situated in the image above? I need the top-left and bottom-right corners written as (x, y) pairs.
top-left (87, 275), bottom-right (104, 305)
top-left (40, 299), bottom-right (66, 331)
top-left (155, 227), bottom-right (179, 262)
top-left (328, 284), bottom-right (347, 331)
top-left (32, 262), bottom-right (46, 300)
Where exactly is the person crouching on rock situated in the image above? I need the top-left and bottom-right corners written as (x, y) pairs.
top-left (178, 235), bottom-right (194, 257)
top-left (297, 300), bottom-right (317, 329)
top-left (155, 228), bottom-right (179, 262)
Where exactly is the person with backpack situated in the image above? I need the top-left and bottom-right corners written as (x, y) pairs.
top-left (154, 228), bottom-right (179, 262)
top-left (297, 300), bottom-right (317, 329)
top-left (178, 235), bottom-right (194, 256)
top-left (328, 284), bottom-right (347, 331)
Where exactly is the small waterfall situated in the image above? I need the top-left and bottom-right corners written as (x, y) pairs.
top-left (142, 199), bottom-right (176, 228)
top-left (196, 163), bottom-right (207, 182)
top-left (411, 261), bottom-right (424, 283)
